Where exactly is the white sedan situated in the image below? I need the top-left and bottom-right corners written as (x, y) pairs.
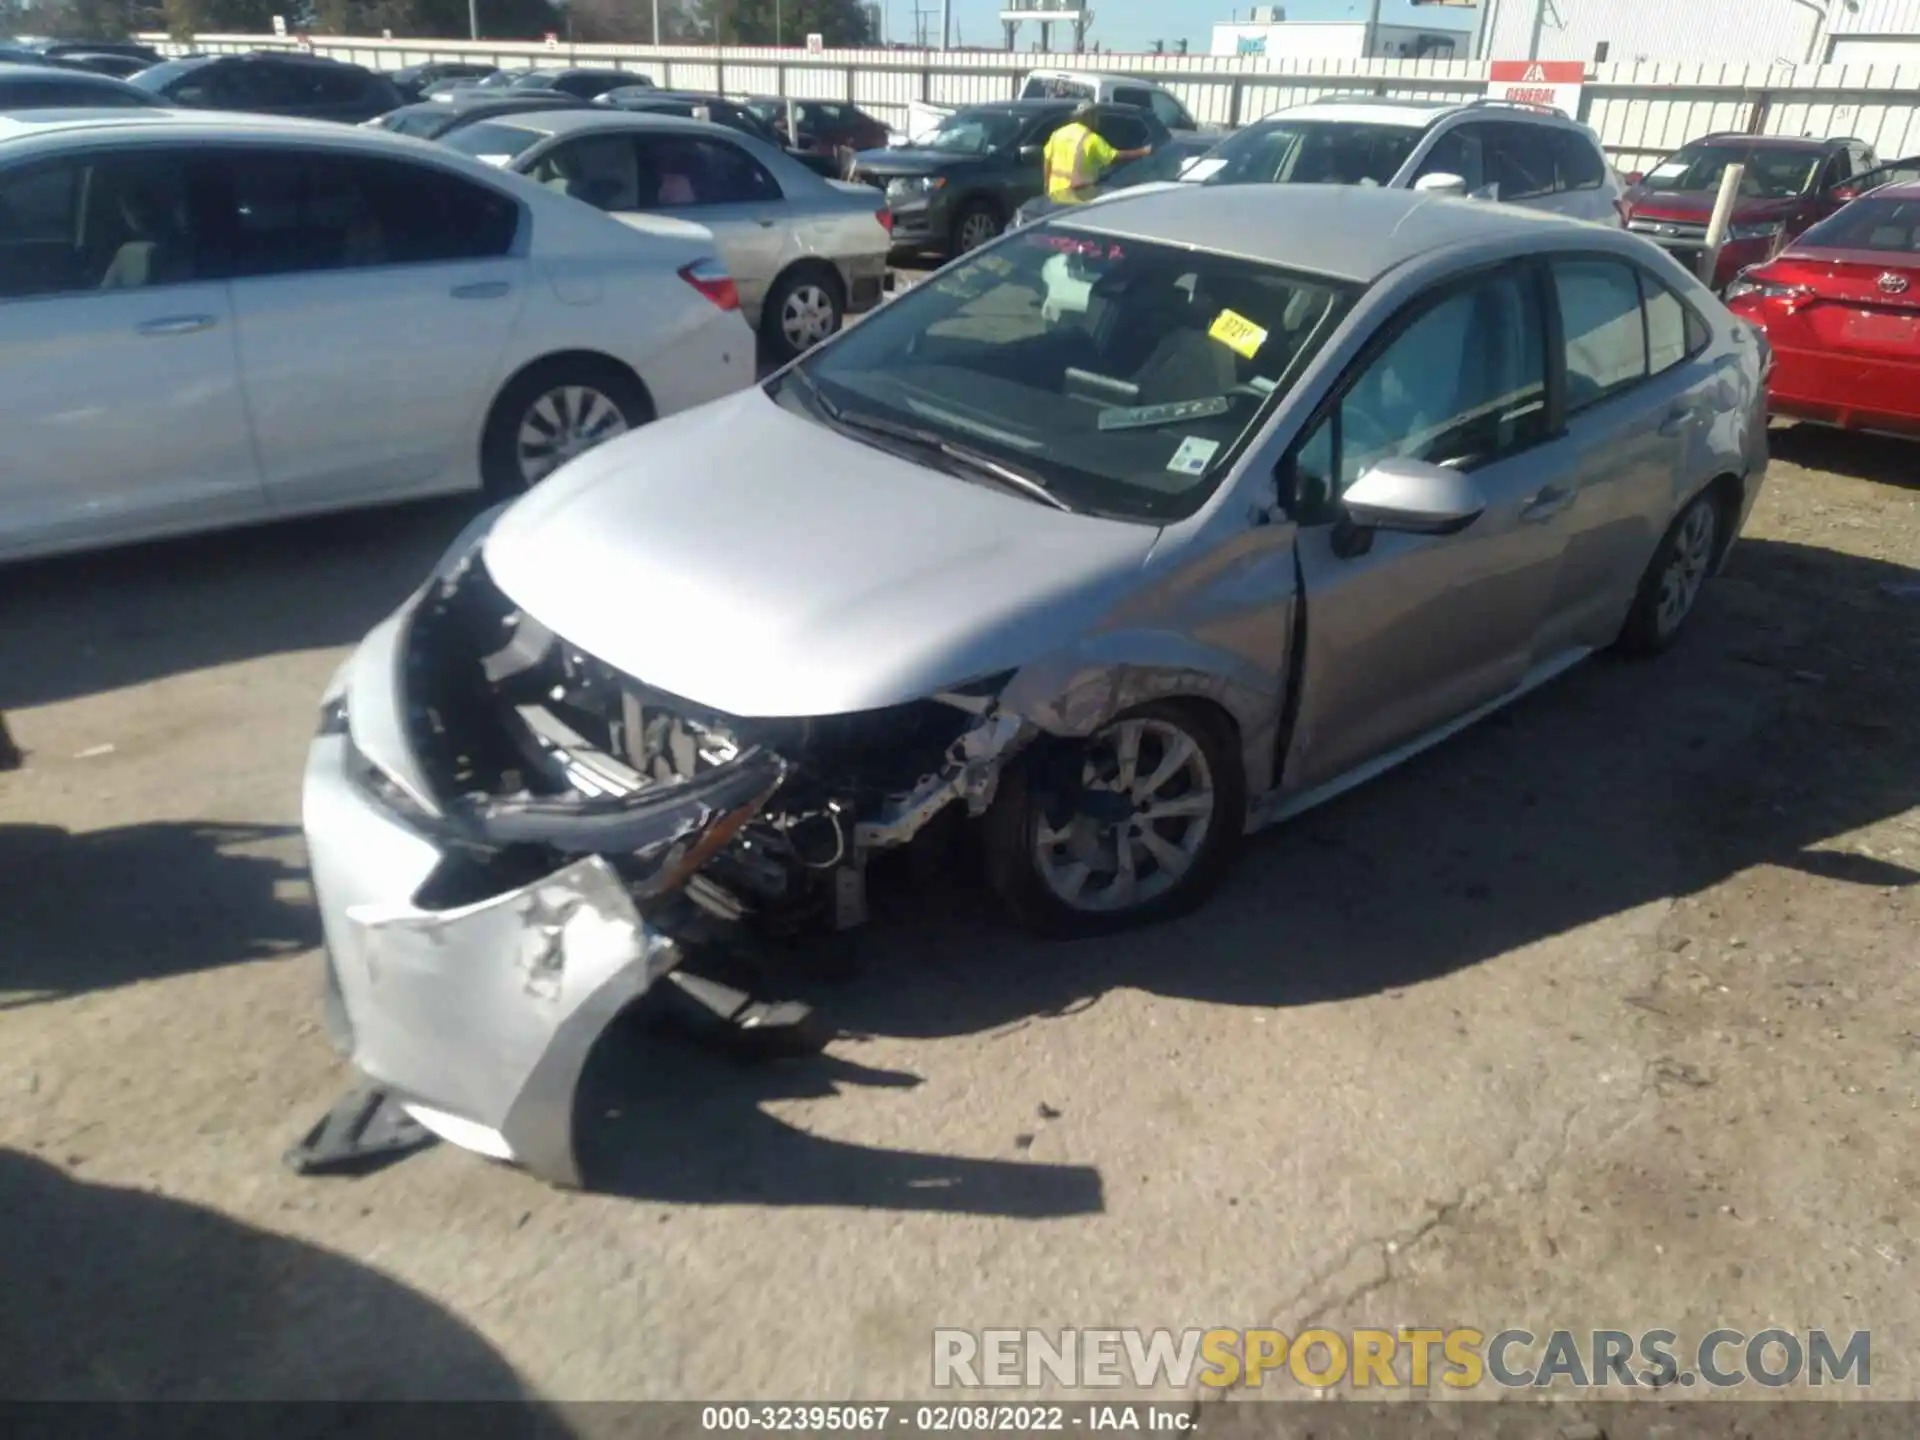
top-left (0, 109), bottom-right (755, 564)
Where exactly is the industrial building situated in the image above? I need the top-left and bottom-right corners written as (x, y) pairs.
top-left (1477, 0), bottom-right (1920, 66)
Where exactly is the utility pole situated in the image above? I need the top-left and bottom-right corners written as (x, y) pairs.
top-left (1527, 0), bottom-right (1549, 60)
top-left (652, 0), bottom-right (660, 44)
top-left (1363, 0), bottom-right (1381, 59)
top-left (940, 0), bottom-right (951, 49)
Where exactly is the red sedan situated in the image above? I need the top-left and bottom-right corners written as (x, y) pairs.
top-left (1725, 181), bottom-right (1920, 436)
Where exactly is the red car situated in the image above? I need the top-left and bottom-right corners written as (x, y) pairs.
top-left (1622, 133), bottom-right (1878, 289)
top-left (1724, 181), bottom-right (1920, 436)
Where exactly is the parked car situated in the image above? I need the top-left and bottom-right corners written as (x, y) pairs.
top-left (847, 98), bottom-right (1170, 257)
top-left (1621, 133), bottom-right (1879, 289)
top-left (367, 91), bottom-right (592, 140)
top-left (742, 96), bottom-right (890, 156)
top-left (437, 67), bottom-right (648, 103)
top-left (440, 109), bottom-right (891, 360)
top-left (0, 110), bottom-right (754, 562)
top-left (1185, 96), bottom-right (1625, 227)
top-left (48, 51), bottom-right (151, 78)
top-left (1831, 152), bottom-right (1920, 201)
top-left (1013, 131), bottom-right (1219, 227)
top-left (389, 60), bottom-right (498, 103)
top-left (424, 66), bottom-right (537, 99)
top-left (129, 52), bottom-right (403, 124)
top-left (1725, 181), bottom-right (1920, 437)
top-left (598, 88), bottom-right (845, 178)
top-left (0, 60), bottom-right (164, 109)
top-left (1018, 68), bottom-right (1198, 131)
top-left (18, 38), bottom-right (162, 66)
top-left (301, 184), bottom-right (1766, 1180)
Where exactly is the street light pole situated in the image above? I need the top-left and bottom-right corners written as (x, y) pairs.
top-left (652, 0), bottom-right (661, 43)
top-left (1363, 0), bottom-right (1381, 59)
top-left (468, 0), bottom-right (478, 41)
top-left (1527, 0), bottom-right (1549, 60)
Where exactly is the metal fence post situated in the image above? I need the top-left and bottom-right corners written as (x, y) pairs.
top-left (1229, 76), bottom-right (1244, 127)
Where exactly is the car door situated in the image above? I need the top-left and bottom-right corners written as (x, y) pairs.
top-left (218, 145), bottom-right (527, 513)
top-left (624, 131), bottom-right (790, 317)
top-left (1537, 255), bottom-right (1717, 654)
top-left (0, 145), bottom-right (264, 560)
top-left (1281, 262), bottom-right (1583, 793)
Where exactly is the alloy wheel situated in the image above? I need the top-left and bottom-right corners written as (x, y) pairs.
top-left (958, 211), bottom-right (999, 251)
top-left (1655, 499), bottom-right (1718, 638)
top-left (516, 385), bottom-right (629, 487)
top-left (779, 283), bottom-right (839, 352)
top-left (1034, 716), bottom-right (1217, 914)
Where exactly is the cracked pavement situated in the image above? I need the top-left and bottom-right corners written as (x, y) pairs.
top-left (1, 424), bottom-right (1916, 1405)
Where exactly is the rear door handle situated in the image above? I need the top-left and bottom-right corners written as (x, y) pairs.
top-left (451, 280), bottom-right (511, 300)
top-left (1659, 405), bottom-right (1697, 437)
top-left (1521, 484), bottom-right (1573, 522)
top-left (136, 314), bottom-right (215, 337)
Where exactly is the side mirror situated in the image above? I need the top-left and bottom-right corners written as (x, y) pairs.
top-left (1342, 457), bottom-right (1487, 536)
top-left (1831, 184), bottom-right (1860, 202)
top-left (1624, 170), bottom-right (1644, 186)
top-left (1018, 143), bottom-right (1044, 163)
top-left (1412, 172), bottom-right (1468, 197)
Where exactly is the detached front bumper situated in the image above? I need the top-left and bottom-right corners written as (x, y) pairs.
top-left (301, 608), bottom-right (785, 1188)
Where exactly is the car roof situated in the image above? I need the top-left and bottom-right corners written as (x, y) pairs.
top-left (1054, 183), bottom-right (1599, 284)
top-left (459, 106), bottom-right (720, 139)
top-left (1026, 68), bottom-right (1171, 88)
top-left (0, 107), bottom-right (390, 145)
top-left (0, 60), bottom-right (140, 84)
top-left (1691, 132), bottom-right (1845, 151)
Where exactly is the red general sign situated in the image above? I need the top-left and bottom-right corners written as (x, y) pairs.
top-left (1487, 60), bottom-right (1586, 117)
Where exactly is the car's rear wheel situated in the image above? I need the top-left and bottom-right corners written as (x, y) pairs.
top-left (951, 201), bottom-right (1002, 255)
top-left (762, 267), bottom-right (845, 364)
top-left (1616, 487), bottom-right (1724, 654)
top-left (480, 356), bottom-right (651, 500)
top-left (983, 703), bottom-right (1245, 938)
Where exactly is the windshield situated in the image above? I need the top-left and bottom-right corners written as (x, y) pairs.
top-left (1099, 141), bottom-right (1213, 192)
top-left (1022, 76), bottom-right (1096, 101)
top-left (771, 225), bottom-right (1353, 522)
top-left (1796, 194), bottom-right (1920, 252)
top-left (1641, 144), bottom-right (1822, 200)
top-left (126, 57), bottom-right (209, 91)
top-left (440, 120), bottom-right (545, 164)
top-left (1190, 119), bottom-right (1424, 188)
top-left (924, 109), bottom-right (1026, 155)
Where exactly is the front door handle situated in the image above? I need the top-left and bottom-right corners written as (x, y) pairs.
top-left (755, 216), bottom-right (777, 228)
top-left (136, 314), bottom-right (215, 337)
top-left (1659, 405), bottom-right (1697, 437)
top-left (1520, 484), bottom-right (1573, 522)
top-left (451, 280), bottom-right (512, 300)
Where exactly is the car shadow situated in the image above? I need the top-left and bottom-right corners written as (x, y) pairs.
top-left (707, 536), bottom-right (1920, 1044)
top-left (0, 821), bottom-right (317, 1008)
top-left (0, 1147), bottom-right (567, 1411)
top-left (1770, 422), bottom-right (1920, 488)
top-left (0, 496), bottom-right (482, 711)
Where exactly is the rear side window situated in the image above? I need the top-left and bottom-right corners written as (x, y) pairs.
top-left (1553, 130), bottom-right (1606, 191)
top-left (1097, 113), bottom-right (1152, 150)
top-left (441, 120), bottom-right (547, 164)
top-left (0, 150), bottom-right (215, 298)
top-left (1148, 92), bottom-right (1192, 130)
top-left (1490, 123), bottom-right (1557, 200)
top-left (223, 150), bottom-right (519, 276)
top-left (1112, 86), bottom-right (1154, 110)
top-left (1553, 259), bottom-right (1646, 409)
top-left (1796, 194), bottom-right (1920, 251)
top-left (631, 134), bottom-right (783, 206)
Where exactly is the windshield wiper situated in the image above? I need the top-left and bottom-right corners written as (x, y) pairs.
top-left (827, 406), bottom-right (1073, 513)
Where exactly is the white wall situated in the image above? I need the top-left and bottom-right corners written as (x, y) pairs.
top-left (1831, 37), bottom-right (1920, 65)
top-left (1479, 0), bottom-right (1819, 65)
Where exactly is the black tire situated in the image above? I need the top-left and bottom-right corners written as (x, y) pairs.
top-left (480, 356), bottom-right (652, 501)
top-left (1614, 487), bottom-right (1726, 656)
top-left (949, 199), bottom-right (1003, 257)
top-left (760, 266), bottom-right (846, 365)
top-left (983, 701), bottom-right (1246, 939)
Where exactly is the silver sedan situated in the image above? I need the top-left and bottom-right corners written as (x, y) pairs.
top-left (440, 108), bottom-right (892, 360)
top-left (304, 184), bottom-right (1769, 1184)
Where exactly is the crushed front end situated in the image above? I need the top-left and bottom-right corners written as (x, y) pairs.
top-left (299, 513), bottom-right (1033, 1186)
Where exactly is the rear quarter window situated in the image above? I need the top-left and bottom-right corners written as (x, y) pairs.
top-left (1553, 129), bottom-right (1607, 191)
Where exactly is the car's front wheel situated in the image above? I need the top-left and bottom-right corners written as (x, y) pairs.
top-left (951, 200), bottom-right (1002, 255)
top-left (480, 356), bottom-right (652, 500)
top-left (1616, 487), bottom-right (1725, 654)
top-left (762, 267), bottom-right (846, 365)
top-left (984, 702), bottom-right (1245, 938)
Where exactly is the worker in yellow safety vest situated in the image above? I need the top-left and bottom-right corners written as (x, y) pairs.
top-left (1043, 102), bottom-right (1153, 204)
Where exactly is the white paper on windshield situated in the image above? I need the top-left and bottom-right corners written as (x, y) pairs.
top-left (1167, 436), bottom-right (1220, 476)
top-left (475, 154), bottom-right (514, 167)
top-left (1648, 161), bottom-right (1687, 181)
top-left (1181, 157), bottom-right (1227, 183)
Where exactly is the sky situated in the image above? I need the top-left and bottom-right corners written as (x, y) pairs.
top-left (887, 0), bottom-right (1480, 55)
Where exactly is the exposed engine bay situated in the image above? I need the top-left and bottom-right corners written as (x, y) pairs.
top-left (395, 548), bottom-right (1040, 938)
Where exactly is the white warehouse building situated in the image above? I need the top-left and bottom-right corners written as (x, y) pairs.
top-left (1477, 0), bottom-right (1920, 66)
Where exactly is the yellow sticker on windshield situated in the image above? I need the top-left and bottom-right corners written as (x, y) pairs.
top-left (1208, 308), bottom-right (1268, 359)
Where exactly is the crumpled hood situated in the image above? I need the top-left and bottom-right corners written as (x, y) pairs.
top-left (482, 388), bottom-right (1160, 718)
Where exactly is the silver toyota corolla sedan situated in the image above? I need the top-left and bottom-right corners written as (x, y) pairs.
top-left (302, 185), bottom-right (1768, 1183)
top-left (437, 108), bottom-right (893, 360)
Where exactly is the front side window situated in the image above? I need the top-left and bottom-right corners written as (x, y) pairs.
top-left (1490, 123), bottom-right (1557, 200)
top-left (1296, 270), bottom-right (1548, 509)
top-left (1414, 124), bottom-right (1487, 192)
top-left (1639, 143), bottom-right (1822, 200)
top-left (442, 120), bottom-right (548, 166)
top-left (224, 150), bottom-right (518, 276)
top-left (1553, 259), bottom-right (1646, 409)
top-left (0, 150), bottom-right (211, 299)
top-left (1148, 92), bottom-right (1193, 130)
top-left (1199, 120), bottom-right (1425, 188)
top-left (772, 225), bottom-right (1354, 521)
top-left (631, 135), bottom-right (782, 206)
top-left (527, 135), bottom-right (642, 209)
top-left (1112, 87), bottom-right (1154, 110)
